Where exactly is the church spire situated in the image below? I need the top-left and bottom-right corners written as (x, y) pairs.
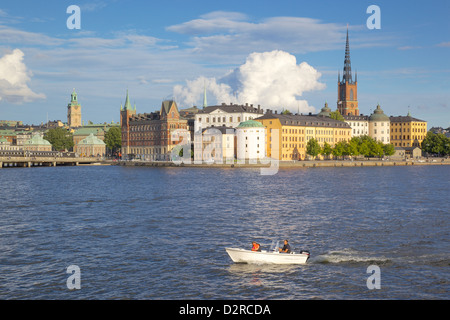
top-left (203, 83), bottom-right (207, 108)
top-left (342, 25), bottom-right (353, 83)
top-left (124, 89), bottom-right (132, 111)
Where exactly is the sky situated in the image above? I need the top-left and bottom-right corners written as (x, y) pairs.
top-left (0, 0), bottom-right (449, 128)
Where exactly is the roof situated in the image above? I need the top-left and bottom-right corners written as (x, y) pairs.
top-left (317, 102), bottom-right (332, 117)
top-left (73, 127), bottom-right (104, 136)
top-left (198, 103), bottom-right (263, 115)
top-left (255, 113), bottom-right (352, 129)
top-left (389, 115), bottom-right (426, 123)
top-left (24, 134), bottom-right (51, 146)
top-left (202, 126), bottom-right (235, 134)
top-left (77, 133), bottom-right (105, 146)
top-left (237, 120), bottom-right (265, 128)
top-left (369, 104), bottom-right (390, 122)
top-left (343, 114), bottom-right (369, 121)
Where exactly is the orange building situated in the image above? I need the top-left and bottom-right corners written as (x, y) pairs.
top-left (255, 111), bottom-right (351, 160)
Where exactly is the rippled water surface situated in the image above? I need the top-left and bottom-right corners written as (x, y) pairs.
top-left (0, 165), bottom-right (448, 299)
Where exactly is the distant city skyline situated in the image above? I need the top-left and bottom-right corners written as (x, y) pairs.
top-left (0, 0), bottom-right (449, 128)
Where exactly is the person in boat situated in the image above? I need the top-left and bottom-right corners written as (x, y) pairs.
top-left (279, 240), bottom-right (291, 253)
top-left (251, 241), bottom-right (261, 252)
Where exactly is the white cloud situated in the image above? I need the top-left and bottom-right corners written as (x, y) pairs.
top-left (0, 49), bottom-right (45, 103)
top-left (174, 50), bottom-right (325, 113)
top-left (167, 12), bottom-right (345, 57)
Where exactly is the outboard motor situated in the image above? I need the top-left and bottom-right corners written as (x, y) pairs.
top-left (300, 250), bottom-right (310, 261)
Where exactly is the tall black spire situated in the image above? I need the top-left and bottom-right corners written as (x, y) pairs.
top-left (342, 25), bottom-right (353, 84)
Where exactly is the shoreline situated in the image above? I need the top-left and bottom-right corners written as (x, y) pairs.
top-left (111, 158), bottom-right (450, 168)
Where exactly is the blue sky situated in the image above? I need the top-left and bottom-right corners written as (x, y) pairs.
top-left (0, 0), bottom-right (449, 127)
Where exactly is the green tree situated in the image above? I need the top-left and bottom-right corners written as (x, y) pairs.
top-left (104, 127), bottom-right (122, 155)
top-left (44, 127), bottom-right (74, 151)
top-left (347, 137), bottom-right (360, 158)
top-left (321, 142), bottom-right (332, 159)
top-left (332, 141), bottom-right (346, 159)
top-left (329, 109), bottom-right (345, 122)
top-left (422, 131), bottom-right (450, 156)
top-left (306, 138), bottom-right (321, 159)
top-left (372, 141), bottom-right (385, 158)
top-left (383, 143), bottom-right (395, 157)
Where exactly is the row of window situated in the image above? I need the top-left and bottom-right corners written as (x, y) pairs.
top-left (391, 135), bottom-right (425, 141)
top-left (198, 116), bottom-right (254, 123)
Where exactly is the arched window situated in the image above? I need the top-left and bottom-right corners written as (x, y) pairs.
top-left (350, 89), bottom-right (354, 100)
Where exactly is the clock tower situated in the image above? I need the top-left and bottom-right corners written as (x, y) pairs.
top-left (337, 27), bottom-right (359, 116)
top-left (67, 89), bottom-right (82, 127)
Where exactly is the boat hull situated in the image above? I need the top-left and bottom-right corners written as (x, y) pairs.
top-left (225, 248), bottom-right (309, 265)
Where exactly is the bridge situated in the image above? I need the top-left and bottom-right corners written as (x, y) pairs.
top-left (0, 156), bottom-right (105, 168)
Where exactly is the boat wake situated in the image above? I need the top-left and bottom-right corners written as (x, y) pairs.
top-left (309, 249), bottom-right (391, 265)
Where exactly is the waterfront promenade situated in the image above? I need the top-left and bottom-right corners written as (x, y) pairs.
top-left (114, 158), bottom-right (450, 168)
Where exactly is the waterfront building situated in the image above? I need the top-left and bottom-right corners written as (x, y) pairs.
top-left (23, 133), bottom-right (52, 152)
top-left (342, 114), bottom-right (369, 137)
top-left (235, 120), bottom-right (266, 161)
top-left (194, 103), bottom-right (264, 132)
top-left (194, 126), bottom-right (235, 163)
top-left (255, 111), bottom-right (352, 160)
top-left (369, 104), bottom-right (390, 143)
top-left (0, 136), bottom-right (20, 151)
top-left (74, 133), bottom-right (106, 157)
top-left (390, 112), bottom-right (427, 148)
top-left (120, 91), bottom-right (189, 160)
top-left (72, 123), bottom-right (120, 146)
top-left (67, 89), bottom-right (82, 128)
top-left (337, 28), bottom-right (359, 116)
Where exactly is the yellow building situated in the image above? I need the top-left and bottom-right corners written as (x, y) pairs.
top-left (255, 112), bottom-right (352, 160)
top-left (389, 112), bottom-right (427, 148)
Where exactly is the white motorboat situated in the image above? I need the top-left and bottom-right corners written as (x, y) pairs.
top-left (225, 245), bottom-right (310, 265)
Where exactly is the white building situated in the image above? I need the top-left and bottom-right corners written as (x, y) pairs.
top-left (194, 127), bottom-right (235, 163)
top-left (343, 114), bottom-right (369, 137)
top-left (236, 120), bottom-right (266, 161)
top-left (369, 104), bottom-right (390, 143)
top-left (194, 103), bottom-right (264, 132)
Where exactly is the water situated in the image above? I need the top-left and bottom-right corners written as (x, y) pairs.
top-left (0, 165), bottom-right (448, 299)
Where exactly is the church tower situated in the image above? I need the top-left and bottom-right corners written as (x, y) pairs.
top-left (120, 89), bottom-right (136, 156)
top-left (67, 89), bottom-right (82, 127)
top-left (337, 27), bottom-right (359, 116)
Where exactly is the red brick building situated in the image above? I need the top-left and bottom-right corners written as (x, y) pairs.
top-left (120, 91), bottom-right (189, 160)
top-left (337, 28), bottom-right (359, 116)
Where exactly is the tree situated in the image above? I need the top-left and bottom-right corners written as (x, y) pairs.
top-left (383, 143), bottom-right (395, 157)
top-left (329, 109), bottom-right (345, 122)
top-left (44, 127), bottom-right (74, 151)
top-left (332, 141), bottom-right (346, 159)
top-left (104, 127), bottom-right (122, 155)
top-left (422, 131), bottom-right (450, 156)
top-left (321, 142), bottom-right (332, 159)
top-left (306, 138), bottom-right (321, 159)
top-left (347, 137), bottom-right (360, 158)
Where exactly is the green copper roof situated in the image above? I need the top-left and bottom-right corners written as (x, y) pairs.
top-left (24, 134), bottom-right (51, 146)
top-left (369, 104), bottom-right (390, 122)
top-left (123, 89), bottom-right (134, 111)
top-left (237, 120), bottom-right (265, 128)
top-left (77, 133), bottom-right (105, 145)
top-left (318, 102), bottom-right (332, 117)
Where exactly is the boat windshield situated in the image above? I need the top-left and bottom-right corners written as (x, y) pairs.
top-left (269, 240), bottom-right (280, 252)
